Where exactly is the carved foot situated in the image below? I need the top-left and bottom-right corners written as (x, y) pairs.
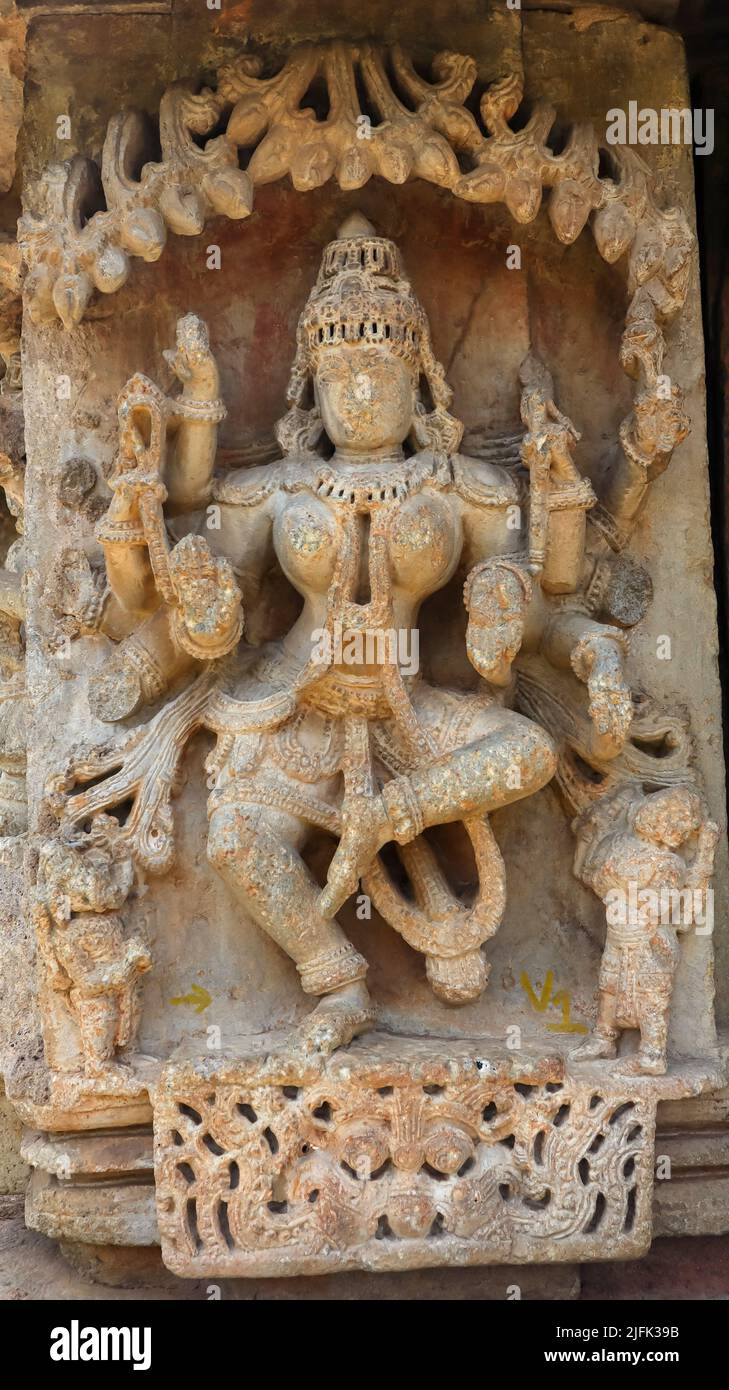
top-left (569, 1030), bottom-right (617, 1063)
top-left (616, 1050), bottom-right (667, 1077)
top-left (82, 1058), bottom-right (136, 1086)
top-left (292, 981), bottom-right (375, 1059)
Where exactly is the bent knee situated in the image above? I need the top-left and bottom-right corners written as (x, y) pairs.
top-left (493, 718), bottom-right (558, 794)
top-left (207, 801), bottom-right (308, 873)
top-left (524, 725), bottom-right (558, 789)
top-left (207, 803), bottom-right (264, 873)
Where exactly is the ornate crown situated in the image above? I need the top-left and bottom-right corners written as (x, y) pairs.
top-left (281, 212), bottom-right (461, 455)
top-left (298, 212), bottom-right (424, 364)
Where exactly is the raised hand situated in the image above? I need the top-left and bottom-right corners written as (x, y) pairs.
top-left (163, 313), bottom-right (220, 404)
top-left (168, 533), bottom-right (242, 661)
top-left (463, 559), bottom-right (531, 687)
top-left (318, 793), bottom-right (389, 920)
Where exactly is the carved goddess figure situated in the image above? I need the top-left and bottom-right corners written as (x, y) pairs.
top-left (59, 214), bottom-right (635, 1059)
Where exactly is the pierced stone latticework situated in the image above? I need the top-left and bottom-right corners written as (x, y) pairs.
top-left (153, 1047), bottom-right (656, 1276)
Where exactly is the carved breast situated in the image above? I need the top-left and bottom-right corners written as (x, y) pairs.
top-left (273, 495), bottom-right (340, 594)
top-left (273, 489), bottom-right (460, 602)
top-left (387, 491), bottom-right (459, 596)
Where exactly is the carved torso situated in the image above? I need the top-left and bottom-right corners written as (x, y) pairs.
top-left (212, 450), bottom-right (520, 677)
top-left (274, 486), bottom-right (459, 602)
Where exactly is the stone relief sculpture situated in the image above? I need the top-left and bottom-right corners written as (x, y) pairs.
top-left (50, 213), bottom-right (652, 1067)
top-left (154, 1063), bottom-right (655, 1273)
top-left (6, 39), bottom-right (723, 1278)
top-left (17, 45), bottom-right (694, 342)
top-left (571, 786), bottom-right (718, 1076)
top-left (33, 817), bottom-right (151, 1082)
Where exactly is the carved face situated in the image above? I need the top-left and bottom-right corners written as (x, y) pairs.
top-left (633, 786), bottom-right (703, 849)
top-left (314, 345), bottom-right (416, 452)
top-left (40, 836), bottom-right (134, 917)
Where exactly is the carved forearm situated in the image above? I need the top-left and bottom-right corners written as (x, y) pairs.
top-left (598, 448), bottom-right (650, 536)
top-left (541, 610), bottom-right (625, 672)
top-left (166, 409), bottom-right (224, 515)
top-left (596, 385), bottom-right (690, 542)
top-left (88, 605), bottom-right (198, 723)
top-left (96, 520), bottom-right (158, 618)
top-left (538, 483), bottom-right (595, 595)
top-left (543, 610), bottom-right (631, 759)
top-left (163, 314), bottom-right (226, 515)
top-left (684, 821), bottom-right (719, 892)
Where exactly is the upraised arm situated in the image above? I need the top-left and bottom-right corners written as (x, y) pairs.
top-left (55, 312), bottom-right (284, 722)
top-left (518, 354), bottom-right (595, 595)
top-left (96, 470), bottom-right (161, 620)
top-left (97, 313), bottom-right (225, 618)
top-left (162, 314), bottom-right (226, 515)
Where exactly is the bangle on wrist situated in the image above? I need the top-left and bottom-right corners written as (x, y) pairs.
top-left (95, 516), bottom-right (147, 546)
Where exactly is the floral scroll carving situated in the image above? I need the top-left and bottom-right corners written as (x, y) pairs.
top-left (154, 1057), bottom-right (655, 1275)
top-left (19, 43), bottom-right (691, 348)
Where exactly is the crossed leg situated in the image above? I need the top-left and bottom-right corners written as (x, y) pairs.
top-left (320, 701), bottom-right (558, 917)
top-left (207, 696), bottom-right (557, 1054)
top-left (207, 799), bottom-right (374, 1056)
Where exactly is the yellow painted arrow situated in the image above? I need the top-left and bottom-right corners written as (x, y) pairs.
top-left (170, 983), bottom-right (212, 1014)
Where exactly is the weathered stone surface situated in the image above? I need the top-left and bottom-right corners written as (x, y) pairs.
top-left (653, 1069), bottom-right (729, 1237)
top-left (0, 1091), bottom-right (26, 1191)
top-left (26, 1168), bottom-right (159, 1248)
top-left (0, 10), bottom-right (24, 196)
top-left (21, 1124), bottom-right (153, 1179)
top-left (3, 1202), bottom-right (584, 1297)
top-left (0, 0), bottom-right (728, 1299)
top-left (149, 1044), bottom-right (719, 1278)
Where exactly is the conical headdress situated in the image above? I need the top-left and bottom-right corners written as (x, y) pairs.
top-left (286, 213), bottom-right (453, 419)
top-left (298, 211), bottom-right (423, 364)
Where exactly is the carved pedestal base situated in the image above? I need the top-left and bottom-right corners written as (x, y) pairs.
top-left (26, 1167), bottom-right (158, 1249)
top-left (152, 1037), bottom-right (664, 1278)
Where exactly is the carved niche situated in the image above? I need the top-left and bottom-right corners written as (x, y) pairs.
top-left (7, 40), bottom-right (725, 1279)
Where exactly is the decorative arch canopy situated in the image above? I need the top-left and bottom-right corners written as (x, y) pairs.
top-left (18, 40), bottom-right (691, 346)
